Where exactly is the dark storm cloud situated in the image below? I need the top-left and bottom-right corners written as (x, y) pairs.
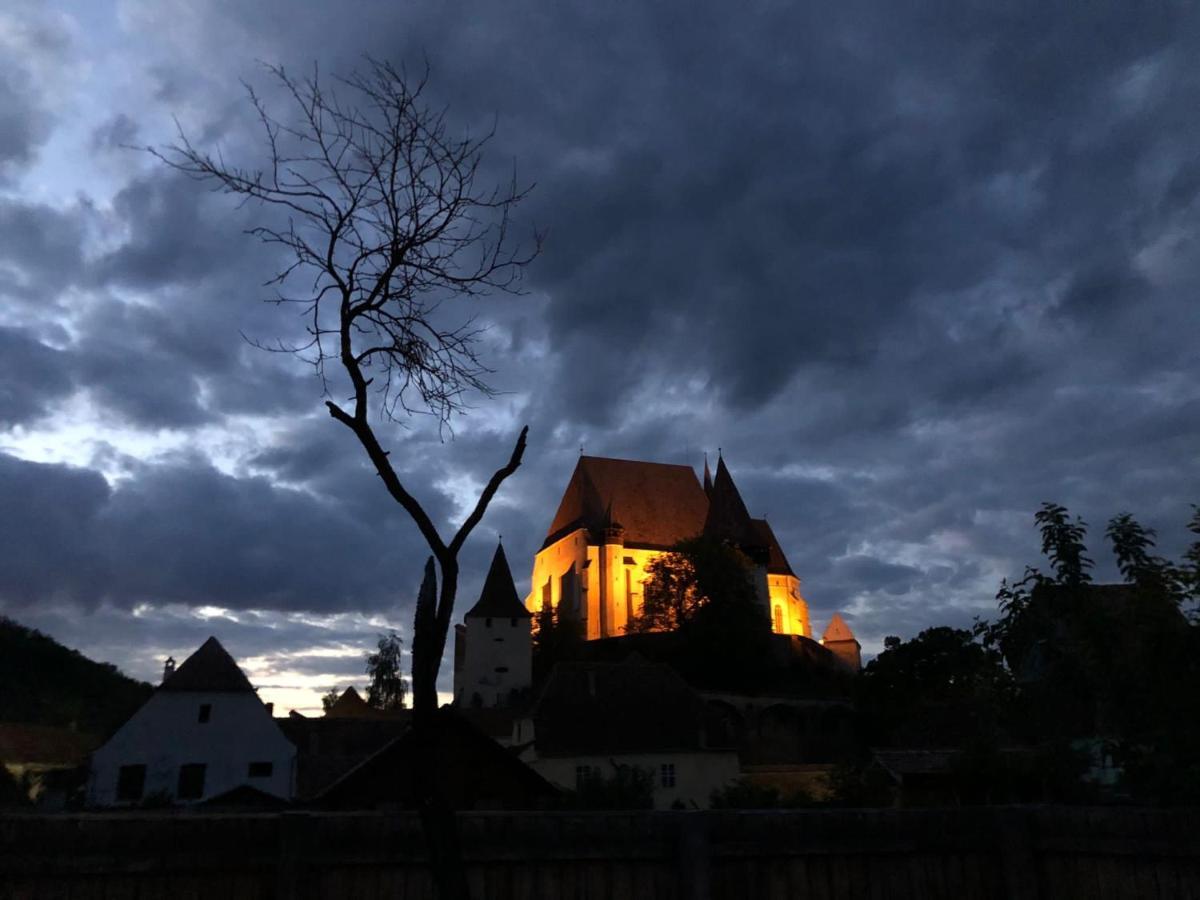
top-left (0, 450), bottom-right (434, 614)
top-left (0, 327), bottom-right (74, 425)
top-left (0, 7), bottom-right (69, 183)
top-left (3, 0), bottom-right (1200, 678)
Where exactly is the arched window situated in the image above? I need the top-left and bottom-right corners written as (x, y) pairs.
top-left (774, 604), bottom-right (784, 633)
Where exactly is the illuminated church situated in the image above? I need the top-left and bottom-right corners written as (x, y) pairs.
top-left (524, 454), bottom-right (813, 640)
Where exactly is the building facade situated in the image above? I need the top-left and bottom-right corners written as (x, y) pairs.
top-left (453, 543), bottom-right (533, 708)
top-left (525, 454), bottom-right (812, 640)
top-left (87, 637), bottom-right (295, 807)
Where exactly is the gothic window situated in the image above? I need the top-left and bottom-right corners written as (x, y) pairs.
top-left (198, 703), bottom-right (212, 723)
top-left (774, 605), bottom-right (784, 634)
top-left (661, 763), bottom-right (676, 788)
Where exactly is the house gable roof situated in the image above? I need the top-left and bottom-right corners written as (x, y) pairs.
top-left (324, 686), bottom-right (396, 719)
top-left (543, 456), bottom-right (710, 550)
top-left (160, 636), bottom-right (255, 693)
top-left (465, 543), bottom-right (531, 619)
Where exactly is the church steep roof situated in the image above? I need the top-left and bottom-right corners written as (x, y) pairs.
top-left (465, 543), bottom-right (531, 619)
top-left (542, 456), bottom-right (709, 550)
top-left (751, 518), bottom-right (796, 577)
top-left (160, 637), bottom-right (255, 693)
top-left (822, 613), bottom-right (858, 644)
top-left (702, 457), bottom-right (764, 551)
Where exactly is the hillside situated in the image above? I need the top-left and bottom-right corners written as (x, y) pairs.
top-left (0, 617), bottom-right (152, 738)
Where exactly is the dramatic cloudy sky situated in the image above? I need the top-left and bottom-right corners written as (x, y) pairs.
top-left (3, 1), bottom-right (1199, 713)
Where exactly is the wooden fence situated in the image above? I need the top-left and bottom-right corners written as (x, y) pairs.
top-left (1, 806), bottom-right (1197, 899)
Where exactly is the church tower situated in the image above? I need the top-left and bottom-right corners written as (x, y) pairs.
top-left (703, 455), bottom-right (771, 610)
top-left (453, 543), bottom-right (533, 708)
top-left (821, 613), bottom-right (862, 672)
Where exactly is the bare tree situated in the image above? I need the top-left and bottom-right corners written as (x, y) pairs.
top-left (151, 59), bottom-right (538, 898)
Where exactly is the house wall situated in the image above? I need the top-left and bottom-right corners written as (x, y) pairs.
top-left (456, 615), bottom-right (531, 707)
top-left (529, 750), bottom-right (740, 810)
top-left (87, 691), bottom-right (295, 807)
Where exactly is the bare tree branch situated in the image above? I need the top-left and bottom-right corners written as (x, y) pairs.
top-left (153, 59), bottom-right (538, 899)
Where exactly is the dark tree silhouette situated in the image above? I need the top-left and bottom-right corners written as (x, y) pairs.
top-left (151, 60), bottom-right (539, 899)
top-left (320, 687), bottom-right (341, 713)
top-left (626, 535), bottom-right (759, 633)
top-left (365, 631), bottom-right (408, 710)
top-left (530, 600), bottom-right (583, 684)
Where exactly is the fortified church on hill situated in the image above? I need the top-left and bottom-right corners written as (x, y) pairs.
top-left (453, 453), bottom-right (862, 709)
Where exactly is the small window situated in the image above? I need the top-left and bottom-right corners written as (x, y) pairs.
top-left (623, 556), bottom-right (635, 565)
top-left (198, 704), bottom-right (212, 723)
top-left (661, 763), bottom-right (676, 788)
top-left (116, 764), bottom-right (146, 802)
top-left (177, 763), bottom-right (206, 800)
top-left (575, 765), bottom-right (593, 789)
top-left (494, 666), bottom-right (509, 674)
top-left (248, 761), bottom-right (273, 778)
top-left (510, 617), bottom-right (517, 627)
top-left (485, 617), bottom-right (493, 628)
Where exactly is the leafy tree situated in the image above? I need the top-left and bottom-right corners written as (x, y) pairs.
top-left (978, 502), bottom-right (1200, 802)
top-left (365, 631), bottom-right (408, 710)
top-left (857, 627), bottom-right (1011, 747)
top-left (627, 535), bottom-right (760, 633)
top-left (626, 535), bottom-right (774, 690)
top-left (1105, 512), bottom-right (1182, 602)
top-left (1034, 502), bottom-right (1093, 587)
top-left (320, 687), bottom-right (342, 713)
top-left (155, 60), bottom-right (539, 897)
top-left (530, 601), bottom-right (583, 684)
top-left (1183, 505), bottom-right (1200, 608)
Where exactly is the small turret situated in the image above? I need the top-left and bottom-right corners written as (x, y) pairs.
top-left (162, 656), bottom-right (176, 684)
top-left (821, 613), bottom-right (862, 672)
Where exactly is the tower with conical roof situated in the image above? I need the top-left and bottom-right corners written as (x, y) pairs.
top-left (821, 613), bottom-right (862, 671)
top-left (453, 543), bottom-right (533, 708)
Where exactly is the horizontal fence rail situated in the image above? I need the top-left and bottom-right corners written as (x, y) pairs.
top-left (1, 806), bottom-right (1198, 899)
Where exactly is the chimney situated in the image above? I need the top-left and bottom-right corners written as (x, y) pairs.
top-left (162, 656), bottom-right (176, 684)
top-left (264, 702), bottom-right (274, 716)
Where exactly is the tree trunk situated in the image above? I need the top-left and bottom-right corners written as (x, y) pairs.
top-left (411, 559), bottom-right (471, 899)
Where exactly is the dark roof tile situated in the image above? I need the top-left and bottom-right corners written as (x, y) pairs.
top-left (543, 456), bottom-right (709, 550)
top-left (465, 544), bottom-right (531, 619)
top-left (160, 637), bottom-right (255, 693)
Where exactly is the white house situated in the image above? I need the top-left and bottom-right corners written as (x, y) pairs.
top-left (516, 658), bottom-right (740, 809)
top-left (87, 637), bottom-right (296, 807)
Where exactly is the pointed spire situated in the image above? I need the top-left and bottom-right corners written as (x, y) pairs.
top-left (703, 455), bottom-right (762, 552)
top-left (465, 542), bottom-right (532, 619)
top-left (822, 612), bottom-right (857, 644)
top-left (702, 452), bottom-right (713, 497)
